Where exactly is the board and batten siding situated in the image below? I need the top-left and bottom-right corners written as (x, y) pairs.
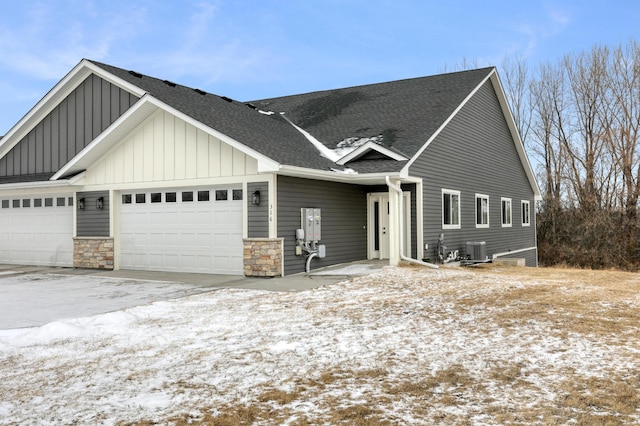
top-left (83, 110), bottom-right (259, 185)
top-left (277, 176), bottom-right (368, 275)
top-left (0, 74), bottom-right (138, 181)
top-left (247, 182), bottom-right (269, 238)
top-left (76, 191), bottom-right (110, 237)
top-left (409, 79), bottom-right (537, 265)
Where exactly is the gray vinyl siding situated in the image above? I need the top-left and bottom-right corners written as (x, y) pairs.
top-left (76, 191), bottom-right (110, 237)
top-left (248, 181), bottom-right (269, 238)
top-left (277, 176), bottom-right (367, 275)
top-left (0, 74), bottom-right (138, 182)
top-left (409, 79), bottom-right (537, 266)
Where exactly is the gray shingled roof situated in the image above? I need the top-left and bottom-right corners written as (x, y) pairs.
top-left (90, 61), bottom-right (492, 174)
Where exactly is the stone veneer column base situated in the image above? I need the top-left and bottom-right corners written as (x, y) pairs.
top-left (243, 238), bottom-right (284, 277)
top-left (73, 237), bottom-right (114, 270)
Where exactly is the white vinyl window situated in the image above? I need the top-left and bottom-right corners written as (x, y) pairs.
top-left (442, 189), bottom-right (461, 229)
top-left (521, 200), bottom-right (531, 226)
top-left (475, 194), bottom-right (489, 228)
top-left (501, 198), bottom-right (512, 227)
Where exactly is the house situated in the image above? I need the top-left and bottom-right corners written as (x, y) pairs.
top-left (0, 59), bottom-right (540, 277)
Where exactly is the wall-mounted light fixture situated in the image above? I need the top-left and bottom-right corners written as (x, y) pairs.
top-left (252, 190), bottom-right (261, 206)
top-left (96, 197), bottom-right (104, 210)
top-left (78, 198), bottom-right (85, 210)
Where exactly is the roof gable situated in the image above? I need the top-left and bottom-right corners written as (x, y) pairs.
top-left (0, 71), bottom-right (139, 184)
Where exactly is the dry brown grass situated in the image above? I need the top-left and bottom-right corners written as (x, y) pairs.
top-left (122, 265), bottom-right (640, 425)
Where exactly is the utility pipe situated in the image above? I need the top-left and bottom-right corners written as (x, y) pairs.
top-left (386, 176), bottom-right (439, 269)
top-left (305, 252), bottom-right (318, 273)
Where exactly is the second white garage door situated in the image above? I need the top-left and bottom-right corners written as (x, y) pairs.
top-left (120, 187), bottom-right (244, 275)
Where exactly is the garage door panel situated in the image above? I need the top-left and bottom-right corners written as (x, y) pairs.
top-left (0, 194), bottom-right (73, 267)
top-left (120, 187), bottom-right (244, 274)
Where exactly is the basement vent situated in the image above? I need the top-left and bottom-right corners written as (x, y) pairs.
top-left (193, 88), bottom-right (207, 96)
top-left (128, 70), bottom-right (143, 78)
top-left (163, 80), bottom-right (177, 87)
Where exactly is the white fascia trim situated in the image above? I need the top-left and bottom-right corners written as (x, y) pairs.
top-left (489, 71), bottom-right (542, 201)
top-left (0, 59), bottom-right (146, 161)
top-left (149, 97), bottom-right (281, 173)
top-left (51, 95), bottom-right (159, 180)
top-left (336, 141), bottom-right (408, 165)
top-left (278, 165), bottom-right (400, 184)
top-left (0, 179), bottom-right (74, 191)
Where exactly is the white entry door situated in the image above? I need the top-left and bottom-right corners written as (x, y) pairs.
top-left (368, 192), bottom-right (411, 260)
top-left (120, 187), bottom-right (243, 274)
top-left (0, 194), bottom-right (74, 266)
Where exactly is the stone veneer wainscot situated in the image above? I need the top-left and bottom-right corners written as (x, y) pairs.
top-left (73, 237), bottom-right (114, 270)
top-left (243, 238), bottom-right (284, 277)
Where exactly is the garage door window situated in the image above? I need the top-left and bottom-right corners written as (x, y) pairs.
top-left (45, 198), bottom-right (53, 207)
top-left (166, 192), bottom-right (177, 202)
top-left (122, 194), bottom-right (132, 204)
top-left (57, 197), bottom-right (66, 206)
top-left (151, 193), bottom-right (162, 203)
top-left (12, 200), bottom-right (20, 208)
top-left (233, 189), bottom-right (243, 200)
top-left (182, 191), bottom-right (193, 202)
top-left (215, 190), bottom-right (228, 201)
top-left (136, 194), bottom-right (146, 203)
top-left (198, 190), bottom-right (210, 201)
top-left (1, 200), bottom-right (8, 208)
top-left (34, 199), bottom-right (42, 207)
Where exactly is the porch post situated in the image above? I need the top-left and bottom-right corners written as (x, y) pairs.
top-left (388, 180), bottom-right (401, 266)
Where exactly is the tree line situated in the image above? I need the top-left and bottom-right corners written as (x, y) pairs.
top-left (501, 39), bottom-right (640, 270)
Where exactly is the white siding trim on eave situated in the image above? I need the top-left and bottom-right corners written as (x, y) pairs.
top-left (146, 97), bottom-right (280, 173)
top-left (51, 95), bottom-right (160, 180)
top-left (336, 141), bottom-right (408, 165)
top-left (402, 69), bottom-right (541, 201)
top-left (51, 95), bottom-right (280, 181)
top-left (402, 71), bottom-right (492, 175)
top-left (0, 59), bottom-right (145, 161)
top-left (488, 72), bottom-right (542, 200)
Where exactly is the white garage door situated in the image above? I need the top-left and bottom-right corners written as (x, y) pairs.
top-left (0, 194), bottom-right (74, 266)
top-left (120, 187), bottom-right (244, 275)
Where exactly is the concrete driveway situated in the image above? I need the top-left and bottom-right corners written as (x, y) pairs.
top-left (0, 261), bottom-right (385, 330)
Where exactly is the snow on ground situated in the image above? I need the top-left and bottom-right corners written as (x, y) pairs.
top-left (1, 267), bottom-right (639, 425)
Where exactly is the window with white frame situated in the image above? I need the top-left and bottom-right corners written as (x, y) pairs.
top-left (475, 194), bottom-right (489, 228)
top-left (521, 200), bottom-right (531, 226)
top-left (501, 198), bottom-right (512, 227)
top-left (442, 189), bottom-right (461, 229)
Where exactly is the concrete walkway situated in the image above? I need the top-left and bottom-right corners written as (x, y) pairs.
top-left (0, 260), bottom-right (387, 329)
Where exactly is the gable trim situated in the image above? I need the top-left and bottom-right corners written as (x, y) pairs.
top-left (0, 59), bottom-right (145, 162)
top-left (336, 141), bottom-right (408, 165)
top-left (402, 71), bottom-right (493, 174)
top-left (402, 69), bottom-right (541, 200)
top-left (52, 95), bottom-right (281, 181)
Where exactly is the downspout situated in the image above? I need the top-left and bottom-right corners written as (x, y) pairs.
top-left (386, 176), bottom-right (439, 269)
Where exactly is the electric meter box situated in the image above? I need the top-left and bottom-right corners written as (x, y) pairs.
top-left (301, 208), bottom-right (321, 242)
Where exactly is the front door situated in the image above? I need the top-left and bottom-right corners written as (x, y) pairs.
top-left (368, 192), bottom-right (411, 259)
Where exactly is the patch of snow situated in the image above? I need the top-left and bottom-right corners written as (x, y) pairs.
top-left (1, 267), bottom-right (638, 424)
top-left (280, 113), bottom-right (341, 162)
top-left (332, 135), bottom-right (383, 158)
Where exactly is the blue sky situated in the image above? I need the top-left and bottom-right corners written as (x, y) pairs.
top-left (0, 0), bottom-right (638, 134)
